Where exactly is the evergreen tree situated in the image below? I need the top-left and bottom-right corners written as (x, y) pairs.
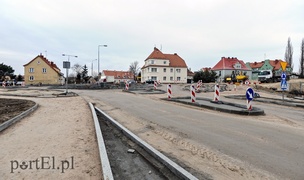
top-left (0, 63), bottom-right (15, 80)
top-left (17, 74), bottom-right (23, 81)
top-left (82, 64), bottom-right (89, 83)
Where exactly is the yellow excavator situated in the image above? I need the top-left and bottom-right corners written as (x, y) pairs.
top-left (228, 71), bottom-right (248, 83)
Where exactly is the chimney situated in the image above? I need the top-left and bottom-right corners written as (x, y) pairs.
top-left (174, 53), bottom-right (177, 55)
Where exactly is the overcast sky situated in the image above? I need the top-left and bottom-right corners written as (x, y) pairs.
top-left (1, 0), bottom-right (303, 76)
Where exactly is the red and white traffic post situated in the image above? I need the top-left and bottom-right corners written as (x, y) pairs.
top-left (154, 81), bottom-right (157, 90)
top-left (214, 84), bottom-right (220, 102)
top-left (190, 85), bottom-right (196, 102)
top-left (167, 84), bottom-right (172, 99)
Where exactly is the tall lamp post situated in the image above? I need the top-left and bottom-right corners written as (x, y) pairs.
top-left (62, 54), bottom-right (78, 94)
top-left (91, 59), bottom-right (97, 77)
top-left (98, 44), bottom-right (107, 75)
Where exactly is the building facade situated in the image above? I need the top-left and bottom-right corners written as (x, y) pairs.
top-left (23, 54), bottom-right (63, 85)
top-left (211, 57), bottom-right (252, 81)
top-left (101, 70), bottom-right (134, 83)
top-left (141, 47), bottom-right (188, 83)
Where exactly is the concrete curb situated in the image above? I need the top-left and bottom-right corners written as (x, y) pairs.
top-left (123, 89), bottom-right (166, 94)
top-left (0, 103), bottom-right (38, 132)
top-left (225, 95), bottom-right (304, 108)
top-left (0, 92), bottom-right (78, 98)
top-left (162, 97), bottom-right (265, 116)
top-left (88, 103), bottom-right (114, 180)
top-left (95, 106), bottom-right (199, 180)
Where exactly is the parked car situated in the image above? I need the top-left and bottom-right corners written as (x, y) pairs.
top-left (0, 81), bottom-right (11, 86)
top-left (145, 79), bottom-right (154, 84)
top-left (16, 81), bottom-right (24, 86)
top-left (127, 80), bottom-right (136, 84)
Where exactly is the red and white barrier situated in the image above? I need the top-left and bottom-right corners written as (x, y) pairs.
top-left (167, 84), bottom-right (172, 99)
top-left (247, 100), bottom-right (252, 110)
top-left (196, 80), bottom-right (202, 90)
top-left (214, 84), bottom-right (220, 102)
top-left (22, 82), bottom-right (25, 86)
top-left (125, 81), bottom-right (129, 90)
top-left (190, 85), bottom-right (196, 102)
top-left (154, 81), bottom-right (158, 90)
top-left (2, 82), bottom-right (5, 88)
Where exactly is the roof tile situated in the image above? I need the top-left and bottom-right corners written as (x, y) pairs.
top-left (211, 57), bottom-right (250, 71)
top-left (143, 47), bottom-right (187, 68)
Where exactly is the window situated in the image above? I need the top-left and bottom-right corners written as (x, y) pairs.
top-left (42, 68), bottom-right (47, 73)
top-left (170, 77), bottom-right (173, 81)
top-left (150, 60), bottom-right (154, 64)
top-left (163, 68), bottom-right (166, 72)
top-left (29, 76), bottom-right (34, 81)
top-left (29, 68), bottom-right (34, 73)
top-left (219, 71), bottom-right (222, 76)
top-left (177, 77), bottom-right (181, 81)
top-left (37, 61), bottom-right (40, 64)
top-left (163, 76), bottom-right (166, 81)
top-left (151, 76), bottom-right (157, 81)
top-left (163, 61), bottom-right (166, 64)
top-left (151, 68), bottom-right (157, 72)
top-left (170, 68), bottom-right (173, 73)
top-left (176, 69), bottom-right (181, 73)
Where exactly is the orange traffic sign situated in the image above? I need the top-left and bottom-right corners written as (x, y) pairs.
top-left (280, 61), bottom-right (288, 71)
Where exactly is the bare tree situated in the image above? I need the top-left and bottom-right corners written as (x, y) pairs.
top-left (284, 37), bottom-right (293, 70)
top-left (72, 63), bottom-right (82, 74)
top-left (129, 61), bottom-right (140, 80)
top-left (300, 38), bottom-right (304, 78)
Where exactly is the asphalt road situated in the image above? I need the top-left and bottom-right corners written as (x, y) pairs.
top-left (77, 89), bottom-right (304, 180)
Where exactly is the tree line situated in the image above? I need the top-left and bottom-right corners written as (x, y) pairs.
top-left (284, 37), bottom-right (304, 78)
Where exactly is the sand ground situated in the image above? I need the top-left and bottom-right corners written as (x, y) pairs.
top-left (0, 95), bottom-right (102, 180)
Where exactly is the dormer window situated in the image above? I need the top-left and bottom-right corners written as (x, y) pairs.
top-left (234, 63), bottom-right (241, 69)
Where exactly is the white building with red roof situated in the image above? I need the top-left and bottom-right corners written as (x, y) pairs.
top-left (211, 57), bottom-right (252, 81)
top-left (141, 47), bottom-right (188, 83)
top-left (101, 70), bottom-right (134, 83)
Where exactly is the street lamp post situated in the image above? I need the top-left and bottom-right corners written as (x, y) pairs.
top-left (98, 45), bottom-right (107, 75)
top-left (62, 54), bottom-right (78, 94)
top-left (91, 59), bottom-right (97, 77)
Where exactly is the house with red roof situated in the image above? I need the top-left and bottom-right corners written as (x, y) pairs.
top-left (23, 54), bottom-right (63, 85)
top-left (141, 47), bottom-right (189, 83)
top-left (246, 59), bottom-right (293, 80)
top-left (101, 70), bottom-right (134, 83)
top-left (211, 57), bottom-right (252, 81)
top-left (246, 59), bottom-right (289, 71)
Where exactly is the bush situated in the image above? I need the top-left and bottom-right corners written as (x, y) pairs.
top-left (193, 70), bottom-right (218, 83)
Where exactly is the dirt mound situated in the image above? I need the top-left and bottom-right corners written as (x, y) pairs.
top-left (0, 98), bottom-right (36, 124)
